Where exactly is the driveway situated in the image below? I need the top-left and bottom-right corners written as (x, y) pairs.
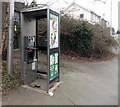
top-left (2, 57), bottom-right (118, 105)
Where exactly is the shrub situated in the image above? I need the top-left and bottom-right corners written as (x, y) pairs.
top-left (2, 61), bottom-right (21, 91)
top-left (91, 25), bottom-right (117, 57)
top-left (60, 16), bottom-right (79, 54)
top-left (2, 49), bottom-right (7, 60)
top-left (72, 22), bottom-right (93, 57)
top-left (61, 15), bottom-right (78, 36)
top-left (2, 71), bottom-right (20, 90)
top-left (61, 16), bottom-right (93, 57)
top-left (60, 16), bottom-right (117, 58)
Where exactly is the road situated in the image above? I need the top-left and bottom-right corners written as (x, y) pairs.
top-left (2, 57), bottom-right (118, 105)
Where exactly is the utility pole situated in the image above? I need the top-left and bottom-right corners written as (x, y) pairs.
top-left (110, 0), bottom-right (112, 36)
top-left (7, 0), bottom-right (14, 74)
top-left (118, 2), bottom-right (120, 40)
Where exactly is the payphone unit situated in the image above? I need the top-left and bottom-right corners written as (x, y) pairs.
top-left (24, 36), bottom-right (36, 63)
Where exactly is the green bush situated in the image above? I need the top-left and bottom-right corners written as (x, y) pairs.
top-left (61, 16), bottom-right (93, 57)
top-left (60, 16), bottom-right (117, 58)
top-left (72, 22), bottom-right (93, 57)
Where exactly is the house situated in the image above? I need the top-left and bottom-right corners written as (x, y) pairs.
top-left (62, 2), bottom-right (92, 22)
top-left (62, 2), bottom-right (107, 27)
top-left (90, 11), bottom-right (101, 25)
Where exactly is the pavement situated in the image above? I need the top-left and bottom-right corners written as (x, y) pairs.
top-left (2, 57), bottom-right (118, 105)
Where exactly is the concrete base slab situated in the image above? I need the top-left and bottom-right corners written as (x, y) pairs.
top-left (22, 81), bottom-right (62, 96)
top-left (49, 81), bottom-right (62, 93)
top-left (22, 85), bottom-right (48, 95)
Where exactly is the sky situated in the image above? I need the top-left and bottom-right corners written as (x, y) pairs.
top-left (25, 0), bottom-right (120, 32)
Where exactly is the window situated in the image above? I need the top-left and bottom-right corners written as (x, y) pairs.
top-left (80, 14), bottom-right (84, 19)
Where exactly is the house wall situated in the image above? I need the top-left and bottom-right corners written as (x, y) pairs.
top-left (63, 3), bottom-right (103, 26)
top-left (64, 3), bottom-right (91, 21)
top-left (91, 13), bottom-right (100, 25)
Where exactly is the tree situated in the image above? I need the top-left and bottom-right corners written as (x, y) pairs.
top-left (1, 4), bottom-right (9, 60)
top-left (26, 0), bottom-right (37, 7)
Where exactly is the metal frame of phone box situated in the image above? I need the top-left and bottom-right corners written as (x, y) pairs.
top-left (21, 6), bottom-right (60, 92)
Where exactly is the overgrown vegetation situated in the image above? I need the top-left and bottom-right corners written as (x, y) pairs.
top-left (2, 61), bottom-right (21, 93)
top-left (72, 22), bottom-right (93, 57)
top-left (60, 16), bottom-right (117, 58)
top-left (2, 49), bottom-right (7, 60)
top-left (91, 25), bottom-right (117, 58)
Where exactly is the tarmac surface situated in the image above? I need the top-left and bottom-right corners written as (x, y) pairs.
top-left (2, 57), bottom-right (118, 105)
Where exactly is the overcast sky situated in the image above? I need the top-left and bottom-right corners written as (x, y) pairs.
top-left (25, 0), bottom-right (119, 32)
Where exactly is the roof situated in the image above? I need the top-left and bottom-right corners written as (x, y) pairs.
top-left (14, 0), bottom-right (25, 3)
top-left (21, 5), bottom-right (60, 14)
top-left (2, 0), bottom-right (25, 3)
top-left (101, 18), bottom-right (108, 22)
top-left (21, 5), bottom-right (49, 13)
top-left (91, 11), bottom-right (101, 18)
top-left (20, 5), bottom-right (60, 19)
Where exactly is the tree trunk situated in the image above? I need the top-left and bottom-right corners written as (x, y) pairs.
top-left (1, 7), bottom-right (8, 60)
